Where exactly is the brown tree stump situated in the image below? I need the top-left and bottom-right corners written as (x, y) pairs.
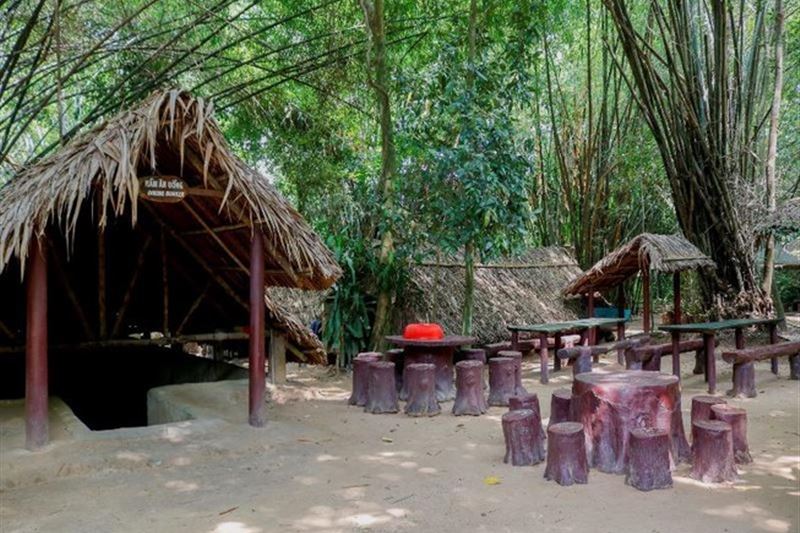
top-left (384, 349), bottom-right (405, 393)
top-left (549, 389), bottom-right (572, 428)
top-left (544, 422), bottom-right (588, 485)
top-left (348, 352), bottom-right (382, 406)
top-left (498, 350), bottom-right (527, 396)
top-left (572, 371), bottom-right (689, 474)
top-left (509, 392), bottom-right (540, 413)
top-left (502, 409), bottom-right (546, 466)
top-left (730, 361), bottom-right (757, 398)
top-left (488, 357), bottom-right (517, 406)
top-left (690, 420), bottom-right (737, 483)
top-left (399, 352), bottom-right (435, 401)
top-left (453, 360), bottom-right (488, 416)
top-left (691, 395), bottom-right (727, 425)
top-left (404, 363), bottom-right (440, 417)
top-left (711, 404), bottom-right (752, 464)
top-left (625, 428), bottom-right (673, 491)
top-left (460, 348), bottom-right (488, 389)
top-left (364, 361), bottom-right (399, 414)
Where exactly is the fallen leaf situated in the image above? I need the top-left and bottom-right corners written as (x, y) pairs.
top-left (218, 507), bottom-right (238, 516)
top-left (483, 476), bottom-right (501, 485)
top-left (381, 437), bottom-right (394, 443)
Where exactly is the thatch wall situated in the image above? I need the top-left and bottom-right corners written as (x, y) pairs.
top-left (402, 247), bottom-right (584, 344)
top-left (564, 233), bottom-right (715, 295)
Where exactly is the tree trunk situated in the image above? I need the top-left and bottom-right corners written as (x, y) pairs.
top-left (462, 241), bottom-right (475, 335)
top-left (360, 0), bottom-right (397, 351)
top-left (762, 0), bottom-right (784, 295)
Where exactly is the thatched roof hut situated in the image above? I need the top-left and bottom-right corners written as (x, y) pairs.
top-left (0, 89), bottom-right (340, 364)
top-left (563, 233), bottom-right (715, 295)
top-left (760, 198), bottom-right (800, 236)
top-left (403, 247), bottom-right (584, 344)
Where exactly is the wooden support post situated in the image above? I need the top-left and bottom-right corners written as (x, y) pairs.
top-left (671, 331), bottom-right (681, 378)
top-left (673, 272), bottom-right (681, 324)
top-left (97, 229), bottom-right (107, 338)
top-left (510, 330), bottom-right (519, 352)
top-left (587, 291), bottom-right (595, 319)
top-left (769, 323), bottom-right (779, 375)
top-left (734, 328), bottom-right (744, 350)
top-left (704, 333), bottom-right (717, 394)
top-left (249, 233), bottom-right (266, 427)
top-left (642, 268), bottom-right (651, 334)
top-left (26, 238), bottom-right (48, 450)
top-left (161, 228), bottom-right (169, 335)
top-left (539, 332), bottom-right (549, 384)
top-left (268, 329), bottom-right (287, 385)
top-left (553, 333), bottom-right (562, 371)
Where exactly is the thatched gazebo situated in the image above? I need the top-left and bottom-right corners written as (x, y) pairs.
top-left (563, 233), bottom-right (716, 332)
top-left (404, 247), bottom-right (584, 344)
top-left (0, 90), bottom-right (341, 448)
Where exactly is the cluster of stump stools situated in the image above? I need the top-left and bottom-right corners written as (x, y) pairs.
top-left (501, 388), bottom-right (752, 490)
top-left (349, 348), bottom-right (528, 416)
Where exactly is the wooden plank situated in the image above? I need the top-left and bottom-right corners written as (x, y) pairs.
top-left (181, 199), bottom-right (249, 274)
top-left (181, 223), bottom-right (249, 236)
top-left (269, 330), bottom-right (287, 384)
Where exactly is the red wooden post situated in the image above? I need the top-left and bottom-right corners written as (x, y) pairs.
top-left (642, 268), bottom-right (651, 334)
top-left (769, 323), bottom-right (779, 375)
top-left (249, 233), bottom-right (266, 427)
top-left (538, 332), bottom-right (549, 384)
top-left (704, 333), bottom-right (716, 394)
top-left (673, 272), bottom-right (681, 324)
top-left (671, 331), bottom-right (681, 378)
top-left (510, 330), bottom-right (519, 352)
top-left (587, 291), bottom-right (596, 345)
top-left (26, 237), bottom-right (49, 450)
top-left (734, 328), bottom-right (744, 350)
top-left (553, 333), bottom-right (562, 371)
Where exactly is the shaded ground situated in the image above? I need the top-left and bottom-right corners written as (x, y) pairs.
top-left (1, 331), bottom-right (799, 533)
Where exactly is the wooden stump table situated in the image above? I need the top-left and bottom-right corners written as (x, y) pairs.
top-left (572, 370), bottom-right (690, 474)
top-left (386, 335), bottom-right (476, 401)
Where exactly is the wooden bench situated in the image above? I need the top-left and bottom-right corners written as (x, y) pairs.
top-left (722, 341), bottom-right (800, 398)
top-left (628, 338), bottom-right (714, 373)
top-left (485, 335), bottom-right (581, 358)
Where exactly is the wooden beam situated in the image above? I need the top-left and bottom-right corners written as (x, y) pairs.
top-left (181, 223), bottom-right (249, 236)
top-left (46, 242), bottom-right (94, 341)
top-left (161, 228), bottom-right (169, 335)
top-left (181, 199), bottom-right (249, 274)
top-left (97, 228), bottom-right (107, 338)
top-left (142, 203), bottom-right (247, 310)
top-left (26, 237), bottom-right (48, 450)
top-left (111, 235), bottom-right (154, 337)
top-left (175, 279), bottom-right (213, 335)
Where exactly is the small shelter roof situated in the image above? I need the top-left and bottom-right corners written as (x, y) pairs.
top-left (0, 89), bottom-right (341, 289)
top-left (760, 198), bottom-right (800, 236)
top-left (404, 247), bottom-right (584, 344)
top-left (563, 233), bottom-right (715, 295)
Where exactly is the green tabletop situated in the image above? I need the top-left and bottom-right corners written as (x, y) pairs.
top-left (659, 317), bottom-right (782, 334)
top-left (508, 317), bottom-right (627, 334)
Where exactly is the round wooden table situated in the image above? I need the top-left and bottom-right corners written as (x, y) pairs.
top-left (572, 370), bottom-right (690, 474)
top-left (385, 335), bottom-right (476, 401)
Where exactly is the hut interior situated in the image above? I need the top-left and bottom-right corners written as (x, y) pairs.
top-left (0, 90), bottom-right (340, 443)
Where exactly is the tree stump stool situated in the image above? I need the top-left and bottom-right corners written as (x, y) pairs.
top-left (690, 420), bottom-right (737, 483)
top-left (399, 352), bottom-right (435, 401)
top-left (691, 395), bottom-right (727, 426)
top-left (502, 409), bottom-right (546, 466)
top-left (572, 371), bottom-right (690, 473)
top-left (488, 357), bottom-right (517, 406)
top-left (348, 352), bottom-right (382, 406)
top-left (460, 348), bottom-right (488, 389)
top-left (549, 389), bottom-right (572, 428)
top-left (364, 361), bottom-right (399, 414)
top-left (404, 363), bottom-right (440, 417)
top-left (625, 428), bottom-right (673, 491)
top-left (711, 404), bottom-right (752, 464)
top-left (453, 360), bottom-right (488, 416)
top-left (497, 350), bottom-right (527, 396)
top-left (384, 349), bottom-right (405, 393)
top-left (544, 422), bottom-right (588, 485)
top-left (509, 392), bottom-right (540, 413)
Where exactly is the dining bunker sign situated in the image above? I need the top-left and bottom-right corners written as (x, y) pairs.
top-left (139, 176), bottom-right (187, 203)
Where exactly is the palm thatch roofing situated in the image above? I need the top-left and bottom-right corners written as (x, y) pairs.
top-left (564, 233), bottom-right (716, 295)
top-left (402, 247), bottom-right (584, 344)
top-left (0, 89), bottom-right (339, 363)
top-left (760, 198), bottom-right (800, 236)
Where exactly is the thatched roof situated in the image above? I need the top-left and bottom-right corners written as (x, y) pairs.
top-left (402, 247), bottom-right (584, 344)
top-left (0, 90), bottom-right (339, 363)
top-left (760, 198), bottom-right (800, 236)
top-left (0, 89), bottom-right (341, 289)
top-left (264, 293), bottom-right (325, 364)
top-left (775, 240), bottom-right (800, 269)
top-left (564, 233), bottom-right (716, 295)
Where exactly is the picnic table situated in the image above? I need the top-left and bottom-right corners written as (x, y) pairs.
top-left (659, 317), bottom-right (783, 394)
top-left (507, 318), bottom-right (628, 384)
top-left (572, 370), bottom-right (690, 473)
top-left (385, 335), bottom-right (477, 401)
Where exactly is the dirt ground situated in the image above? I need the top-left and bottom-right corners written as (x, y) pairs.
top-left (1, 332), bottom-right (799, 533)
